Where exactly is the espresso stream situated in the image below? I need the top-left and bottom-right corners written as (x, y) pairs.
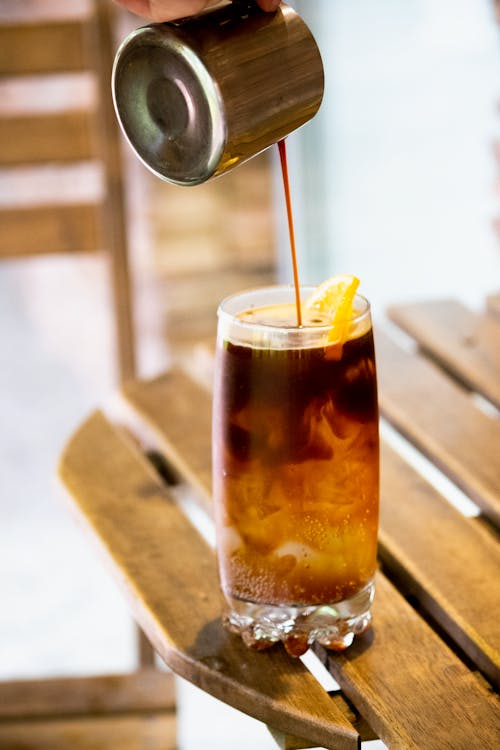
top-left (277, 139), bottom-right (302, 326)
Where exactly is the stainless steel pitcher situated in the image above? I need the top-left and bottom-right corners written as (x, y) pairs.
top-left (112, 0), bottom-right (324, 186)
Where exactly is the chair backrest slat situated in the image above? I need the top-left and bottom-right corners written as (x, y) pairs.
top-left (0, 21), bottom-right (89, 75)
top-left (0, 204), bottom-right (102, 258)
top-left (0, 112), bottom-right (94, 165)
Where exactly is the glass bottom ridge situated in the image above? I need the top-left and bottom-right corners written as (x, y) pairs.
top-left (222, 580), bottom-right (374, 657)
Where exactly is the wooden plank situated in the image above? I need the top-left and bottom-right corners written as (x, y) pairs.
top-left (0, 713), bottom-right (176, 750)
top-left (0, 22), bottom-right (87, 75)
top-left (379, 442), bottom-right (500, 689)
top-left (316, 574), bottom-right (500, 750)
top-left (387, 299), bottom-right (500, 410)
top-left (0, 112), bottom-right (94, 165)
top-left (58, 411), bottom-right (360, 750)
top-left (0, 670), bottom-right (175, 720)
top-left (0, 204), bottom-right (102, 257)
top-left (120, 369), bottom-right (500, 748)
top-left (376, 329), bottom-right (500, 527)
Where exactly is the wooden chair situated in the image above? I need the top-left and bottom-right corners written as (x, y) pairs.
top-left (0, 1), bottom-right (175, 745)
top-left (0, 0), bottom-right (135, 382)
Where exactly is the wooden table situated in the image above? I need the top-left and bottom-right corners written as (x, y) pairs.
top-left (59, 298), bottom-right (500, 750)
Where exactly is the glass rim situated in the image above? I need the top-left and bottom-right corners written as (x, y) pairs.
top-left (217, 284), bottom-right (371, 335)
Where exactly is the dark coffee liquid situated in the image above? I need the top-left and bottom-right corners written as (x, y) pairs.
top-left (278, 139), bottom-right (302, 326)
top-left (215, 328), bottom-right (379, 605)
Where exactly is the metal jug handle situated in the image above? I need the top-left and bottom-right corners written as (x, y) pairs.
top-left (232, 0), bottom-right (262, 12)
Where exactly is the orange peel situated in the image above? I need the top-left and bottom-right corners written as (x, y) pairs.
top-left (305, 274), bottom-right (360, 344)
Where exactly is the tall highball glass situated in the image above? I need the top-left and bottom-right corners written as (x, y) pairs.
top-left (212, 286), bottom-right (379, 656)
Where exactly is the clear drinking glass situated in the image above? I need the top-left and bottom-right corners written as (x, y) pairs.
top-left (212, 286), bottom-right (379, 656)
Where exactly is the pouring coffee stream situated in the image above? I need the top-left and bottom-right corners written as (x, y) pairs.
top-left (278, 138), bottom-right (302, 327)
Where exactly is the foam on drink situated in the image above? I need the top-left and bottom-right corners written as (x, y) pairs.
top-left (236, 300), bottom-right (372, 345)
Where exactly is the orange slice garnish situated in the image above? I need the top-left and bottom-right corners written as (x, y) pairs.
top-left (305, 274), bottom-right (360, 344)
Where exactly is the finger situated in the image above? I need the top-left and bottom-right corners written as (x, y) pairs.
top-left (114, 0), bottom-right (219, 22)
top-left (148, 0), bottom-right (221, 21)
top-left (256, 0), bottom-right (281, 11)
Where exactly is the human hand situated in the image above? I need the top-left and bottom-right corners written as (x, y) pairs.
top-left (114, 0), bottom-right (281, 23)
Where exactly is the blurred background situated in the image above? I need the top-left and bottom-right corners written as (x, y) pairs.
top-left (0, 0), bottom-right (499, 748)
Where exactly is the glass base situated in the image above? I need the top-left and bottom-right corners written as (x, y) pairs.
top-left (222, 580), bottom-right (374, 657)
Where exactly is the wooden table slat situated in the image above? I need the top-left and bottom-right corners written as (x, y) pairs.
top-left (376, 329), bottom-right (500, 527)
top-left (379, 442), bottom-right (500, 689)
top-left (387, 299), bottom-right (500, 410)
top-left (58, 411), bottom-right (360, 750)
